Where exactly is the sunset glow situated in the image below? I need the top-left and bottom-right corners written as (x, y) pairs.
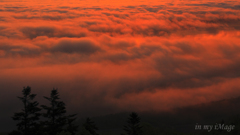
top-left (1, 0), bottom-right (240, 132)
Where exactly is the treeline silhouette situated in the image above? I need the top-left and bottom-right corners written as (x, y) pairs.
top-left (10, 86), bottom-right (143, 135)
top-left (9, 86), bottom-right (240, 135)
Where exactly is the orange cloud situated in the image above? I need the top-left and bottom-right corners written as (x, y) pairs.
top-left (1, 1), bottom-right (240, 132)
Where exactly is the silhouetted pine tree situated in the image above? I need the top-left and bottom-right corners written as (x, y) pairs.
top-left (123, 112), bottom-right (142, 135)
top-left (66, 114), bottom-right (78, 135)
top-left (83, 117), bottom-right (99, 135)
top-left (11, 86), bottom-right (41, 135)
top-left (41, 89), bottom-right (67, 135)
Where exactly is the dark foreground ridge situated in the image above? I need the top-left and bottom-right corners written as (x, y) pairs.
top-left (4, 86), bottom-right (240, 135)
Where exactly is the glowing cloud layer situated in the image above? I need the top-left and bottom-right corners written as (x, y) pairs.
top-left (1, 1), bottom-right (240, 130)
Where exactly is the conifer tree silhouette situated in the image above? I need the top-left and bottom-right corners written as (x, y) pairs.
top-left (12, 86), bottom-right (41, 135)
top-left (41, 89), bottom-right (67, 135)
top-left (123, 112), bottom-right (142, 135)
top-left (66, 114), bottom-right (78, 135)
top-left (83, 117), bottom-right (99, 135)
